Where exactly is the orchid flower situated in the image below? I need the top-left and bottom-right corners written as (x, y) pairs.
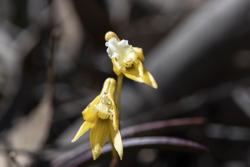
top-left (105, 31), bottom-right (158, 89)
top-left (71, 78), bottom-right (123, 160)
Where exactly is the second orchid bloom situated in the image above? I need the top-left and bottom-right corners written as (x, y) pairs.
top-left (105, 31), bottom-right (158, 89)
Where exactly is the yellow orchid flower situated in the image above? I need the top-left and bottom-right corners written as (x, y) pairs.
top-left (71, 78), bottom-right (123, 160)
top-left (105, 31), bottom-right (158, 89)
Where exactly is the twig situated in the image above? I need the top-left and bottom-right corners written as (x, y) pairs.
top-left (54, 136), bottom-right (207, 167)
top-left (51, 117), bottom-right (205, 167)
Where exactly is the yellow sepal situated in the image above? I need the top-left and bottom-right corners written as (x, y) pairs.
top-left (110, 122), bottom-right (123, 160)
top-left (71, 122), bottom-right (92, 143)
top-left (123, 60), bottom-right (158, 89)
top-left (83, 96), bottom-right (100, 122)
top-left (90, 119), bottom-right (110, 160)
top-left (133, 47), bottom-right (144, 61)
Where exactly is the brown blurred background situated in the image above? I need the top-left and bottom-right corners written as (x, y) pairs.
top-left (1, 0), bottom-right (250, 167)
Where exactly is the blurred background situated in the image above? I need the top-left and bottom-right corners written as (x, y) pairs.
top-left (1, 0), bottom-right (250, 166)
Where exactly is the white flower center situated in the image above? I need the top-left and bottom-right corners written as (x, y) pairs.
top-left (105, 38), bottom-right (137, 68)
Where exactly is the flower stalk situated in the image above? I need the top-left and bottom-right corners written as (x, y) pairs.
top-left (115, 74), bottom-right (123, 120)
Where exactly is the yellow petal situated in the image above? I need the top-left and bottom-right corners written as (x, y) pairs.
top-left (123, 60), bottom-right (158, 88)
top-left (71, 121), bottom-right (91, 143)
top-left (123, 60), bottom-right (142, 82)
top-left (83, 95), bottom-right (100, 122)
top-left (110, 123), bottom-right (123, 160)
top-left (133, 47), bottom-right (144, 61)
top-left (90, 119), bottom-right (110, 160)
top-left (142, 68), bottom-right (158, 89)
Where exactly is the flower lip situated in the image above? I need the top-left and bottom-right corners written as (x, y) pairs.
top-left (105, 37), bottom-right (137, 69)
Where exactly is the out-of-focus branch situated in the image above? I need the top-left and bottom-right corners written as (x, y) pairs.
top-left (52, 136), bottom-right (207, 167)
top-left (121, 117), bottom-right (205, 138)
top-left (51, 117), bottom-right (205, 167)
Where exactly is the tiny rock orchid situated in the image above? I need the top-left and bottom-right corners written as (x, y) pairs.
top-left (105, 31), bottom-right (158, 89)
top-left (71, 78), bottom-right (123, 160)
top-left (72, 31), bottom-right (158, 162)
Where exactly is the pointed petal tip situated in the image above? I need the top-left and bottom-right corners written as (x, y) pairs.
top-left (92, 145), bottom-right (102, 160)
top-left (118, 151), bottom-right (123, 160)
top-left (71, 133), bottom-right (81, 143)
top-left (71, 122), bottom-right (91, 144)
top-left (144, 71), bottom-right (158, 89)
top-left (92, 155), bottom-right (97, 160)
top-left (71, 136), bottom-right (80, 143)
top-left (71, 135), bottom-right (79, 143)
top-left (111, 130), bottom-right (123, 160)
top-left (152, 83), bottom-right (158, 89)
top-left (145, 80), bottom-right (158, 89)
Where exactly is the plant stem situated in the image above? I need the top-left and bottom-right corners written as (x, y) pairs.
top-left (110, 148), bottom-right (119, 167)
top-left (116, 74), bottom-right (123, 116)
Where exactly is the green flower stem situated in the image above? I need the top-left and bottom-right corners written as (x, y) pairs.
top-left (116, 74), bottom-right (123, 113)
